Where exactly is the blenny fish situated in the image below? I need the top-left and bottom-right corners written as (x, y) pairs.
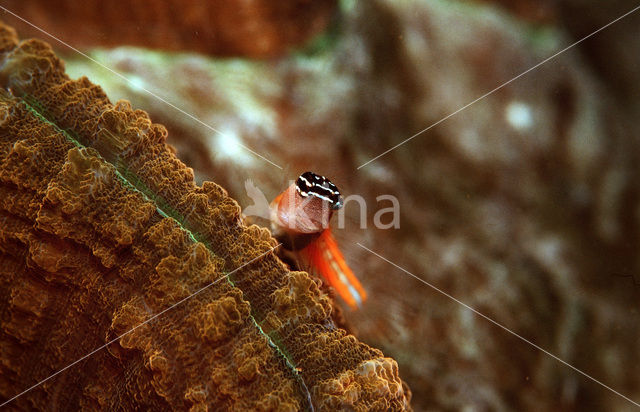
top-left (270, 172), bottom-right (367, 309)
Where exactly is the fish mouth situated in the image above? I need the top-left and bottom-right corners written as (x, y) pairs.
top-left (332, 195), bottom-right (344, 210)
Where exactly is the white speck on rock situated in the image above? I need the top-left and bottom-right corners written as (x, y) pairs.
top-left (505, 101), bottom-right (533, 131)
top-left (213, 129), bottom-right (254, 166)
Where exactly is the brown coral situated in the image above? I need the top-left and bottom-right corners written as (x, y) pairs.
top-left (79, 1), bottom-right (640, 410)
top-left (0, 22), bottom-right (410, 410)
top-left (0, 0), bottom-right (338, 58)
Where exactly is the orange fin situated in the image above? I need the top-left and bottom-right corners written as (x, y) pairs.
top-left (303, 230), bottom-right (367, 309)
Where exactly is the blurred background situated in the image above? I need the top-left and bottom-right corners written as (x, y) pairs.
top-left (3, 0), bottom-right (640, 410)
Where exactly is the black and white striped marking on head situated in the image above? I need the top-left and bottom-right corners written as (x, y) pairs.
top-left (295, 171), bottom-right (343, 210)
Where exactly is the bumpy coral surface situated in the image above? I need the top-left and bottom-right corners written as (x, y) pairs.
top-left (62, 1), bottom-right (640, 410)
top-left (0, 0), bottom-right (338, 58)
top-left (0, 23), bottom-right (410, 410)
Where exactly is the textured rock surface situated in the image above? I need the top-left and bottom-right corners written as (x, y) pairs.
top-left (47, 0), bottom-right (640, 410)
top-left (0, 23), bottom-right (410, 410)
top-left (0, 0), bottom-right (338, 58)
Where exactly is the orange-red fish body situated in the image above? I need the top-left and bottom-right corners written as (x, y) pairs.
top-left (270, 172), bottom-right (367, 308)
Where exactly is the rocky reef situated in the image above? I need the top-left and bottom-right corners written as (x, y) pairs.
top-left (26, 0), bottom-right (640, 410)
top-left (0, 22), bottom-right (410, 410)
top-left (0, 0), bottom-right (338, 58)
top-left (3, 0), bottom-right (640, 410)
